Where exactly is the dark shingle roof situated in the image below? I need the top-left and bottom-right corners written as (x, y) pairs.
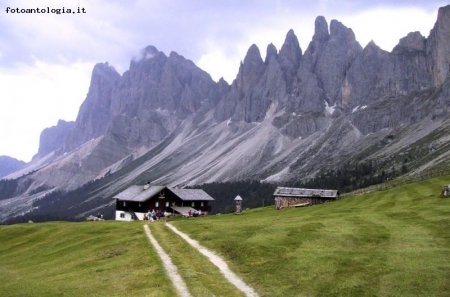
top-left (168, 188), bottom-right (214, 201)
top-left (113, 185), bottom-right (165, 202)
top-left (113, 185), bottom-right (214, 202)
top-left (273, 187), bottom-right (339, 198)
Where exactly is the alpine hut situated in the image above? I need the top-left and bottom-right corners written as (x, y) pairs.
top-left (113, 184), bottom-right (214, 221)
top-left (274, 187), bottom-right (340, 209)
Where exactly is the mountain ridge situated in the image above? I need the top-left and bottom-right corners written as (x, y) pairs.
top-left (0, 156), bottom-right (26, 178)
top-left (1, 5), bottom-right (450, 222)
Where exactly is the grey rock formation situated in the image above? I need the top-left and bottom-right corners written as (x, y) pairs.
top-left (392, 31), bottom-right (426, 53)
top-left (278, 29), bottom-right (302, 88)
top-left (238, 47), bottom-right (286, 122)
top-left (287, 17), bottom-right (329, 114)
top-left (314, 19), bottom-right (363, 105)
top-left (265, 43), bottom-right (278, 65)
top-left (3, 5), bottom-right (450, 223)
top-left (0, 156), bottom-right (25, 178)
top-left (66, 62), bottom-right (121, 151)
top-left (8, 46), bottom-right (223, 192)
top-left (110, 47), bottom-right (221, 146)
top-left (236, 44), bottom-right (267, 97)
top-left (337, 6), bottom-right (450, 112)
top-left (215, 44), bottom-right (266, 122)
top-left (426, 5), bottom-right (450, 85)
top-left (301, 16), bottom-right (329, 73)
top-left (37, 119), bottom-right (75, 157)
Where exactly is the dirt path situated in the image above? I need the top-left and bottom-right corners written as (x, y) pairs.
top-left (166, 223), bottom-right (259, 297)
top-left (143, 225), bottom-right (192, 297)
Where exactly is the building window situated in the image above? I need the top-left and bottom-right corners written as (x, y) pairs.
top-left (200, 202), bottom-right (204, 207)
top-left (165, 201), bottom-right (169, 207)
top-left (155, 201), bottom-right (159, 208)
top-left (191, 202), bottom-right (195, 207)
top-left (120, 213), bottom-right (125, 218)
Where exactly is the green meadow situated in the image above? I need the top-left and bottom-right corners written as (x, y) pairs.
top-left (0, 222), bottom-right (176, 297)
top-left (1, 175), bottom-right (450, 296)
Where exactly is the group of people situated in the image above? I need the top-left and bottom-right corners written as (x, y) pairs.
top-left (141, 209), bottom-right (204, 220)
top-left (187, 209), bottom-right (202, 217)
top-left (143, 209), bottom-right (169, 222)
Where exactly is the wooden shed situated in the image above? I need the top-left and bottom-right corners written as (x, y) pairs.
top-left (274, 187), bottom-right (340, 209)
top-left (113, 184), bottom-right (214, 221)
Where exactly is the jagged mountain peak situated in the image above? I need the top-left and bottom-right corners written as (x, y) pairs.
top-left (392, 31), bottom-right (426, 54)
top-left (235, 44), bottom-right (266, 95)
top-left (37, 120), bottom-right (75, 157)
top-left (243, 44), bottom-right (263, 65)
top-left (284, 28), bottom-right (297, 41)
top-left (426, 4), bottom-right (450, 85)
top-left (92, 62), bottom-right (119, 76)
top-left (280, 29), bottom-right (301, 52)
top-left (301, 16), bottom-right (329, 70)
top-left (304, 18), bottom-right (362, 105)
top-left (169, 50), bottom-right (192, 62)
top-left (313, 16), bottom-right (329, 42)
top-left (363, 40), bottom-right (385, 53)
top-left (278, 29), bottom-right (302, 86)
top-left (169, 51), bottom-right (181, 58)
top-left (138, 45), bottom-right (161, 59)
top-left (90, 62), bottom-right (121, 87)
top-left (265, 43), bottom-right (278, 64)
top-left (437, 4), bottom-right (450, 19)
top-left (329, 19), bottom-right (357, 43)
top-left (305, 16), bottom-right (330, 56)
top-left (279, 29), bottom-right (302, 79)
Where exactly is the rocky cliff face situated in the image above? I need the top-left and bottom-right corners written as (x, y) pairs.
top-left (107, 47), bottom-right (222, 146)
top-left (339, 33), bottom-right (432, 110)
top-left (2, 5), bottom-right (450, 223)
top-left (427, 5), bottom-right (450, 85)
top-left (65, 62), bottom-right (121, 151)
top-left (15, 46), bottom-right (224, 191)
top-left (37, 119), bottom-right (75, 157)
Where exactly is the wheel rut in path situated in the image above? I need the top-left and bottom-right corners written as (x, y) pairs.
top-left (166, 223), bottom-right (259, 297)
top-left (143, 224), bottom-right (192, 297)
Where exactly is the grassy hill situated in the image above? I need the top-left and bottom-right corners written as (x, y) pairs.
top-left (0, 221), bottom-right (176, 296)
top-left (1, 175), bottom-right (450, 296)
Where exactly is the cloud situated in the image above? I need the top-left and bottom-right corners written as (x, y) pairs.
top-left (0, 0), bottom-right (136, 73)
top-left (0, 60), bottom-right (92, 162)
top-left (197, 46), bottom-right (239, 83)
top-left (333, 6), bottom-right (440, 51)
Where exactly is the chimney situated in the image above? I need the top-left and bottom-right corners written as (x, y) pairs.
top-left (143, 181), bottom-right (151, 190)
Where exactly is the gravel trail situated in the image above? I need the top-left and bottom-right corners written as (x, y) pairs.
top-left (166, 223), bottom-right (259, 297)
top-left (143, 225), bottom-right (192, 297)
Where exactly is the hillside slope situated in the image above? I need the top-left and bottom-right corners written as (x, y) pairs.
top-left (1, 175), bottom-right (450, 296)
top-left (169, 174), bottom-right (450, 296)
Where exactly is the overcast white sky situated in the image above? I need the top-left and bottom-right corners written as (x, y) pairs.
top-left (0, 0), bottom-right (447, 162)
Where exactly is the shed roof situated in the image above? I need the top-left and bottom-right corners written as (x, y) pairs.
top-left (273, 187), bottom-right (339, 198)
top-left (168, 188), bottom-right (214, 201)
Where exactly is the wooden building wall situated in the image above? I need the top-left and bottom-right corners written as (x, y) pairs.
top-left (274, 196), bottom-right (335, 209)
